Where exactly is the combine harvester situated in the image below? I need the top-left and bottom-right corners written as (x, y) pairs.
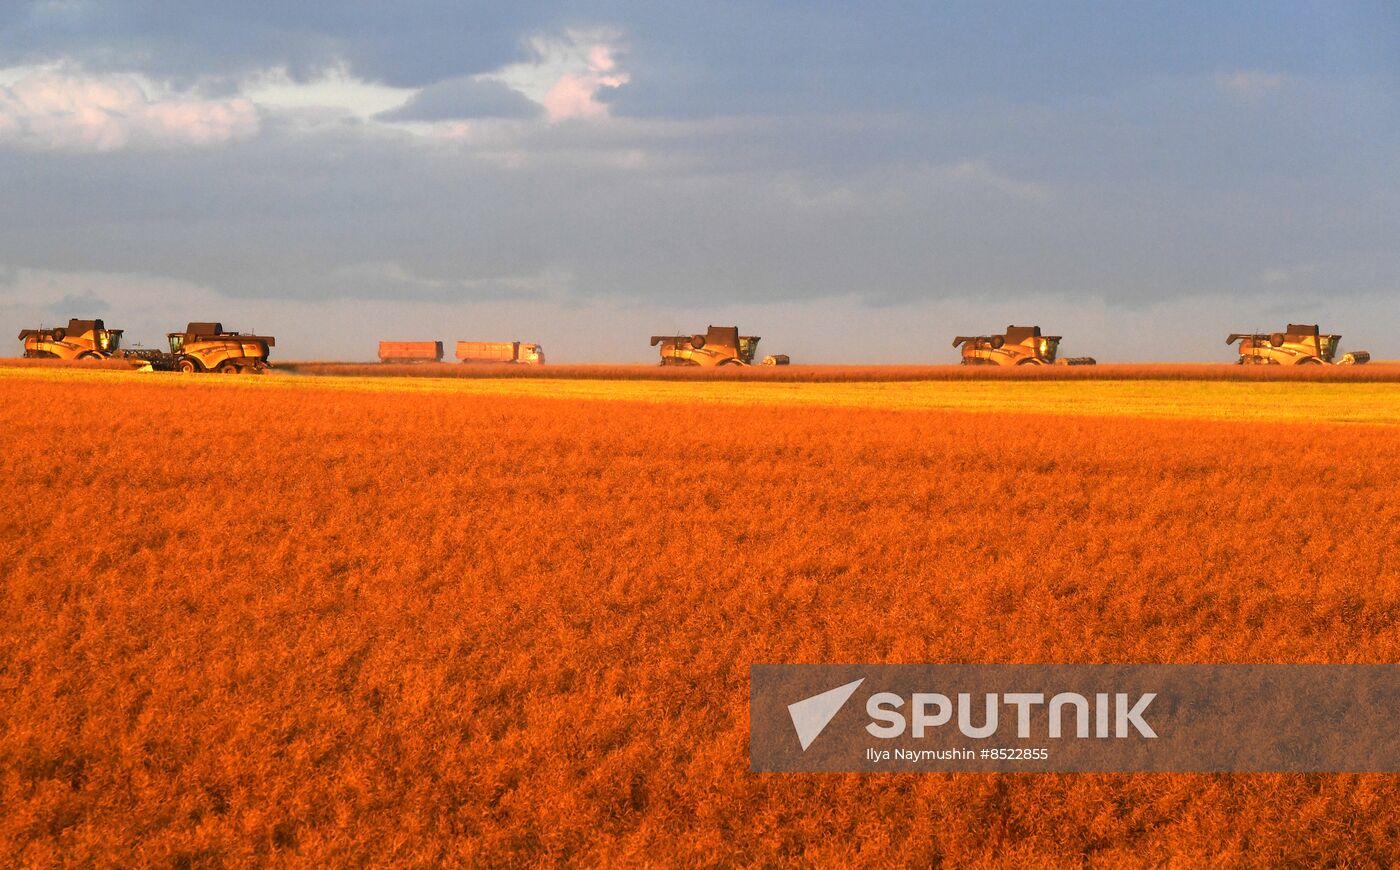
top-left (1227, 324), bottom-right (1369, 365)
top-left (953, 325), bottom-right (1096, 366)
top-left (18, 318), bottom-right (125, 360)
top-left (455, 341), bottom-right (545, 364)
top-left (18, 318), bottom-right (273, 373)
top-left (650, 325), bottom-right (789, 366)
top-left (379, 341), bottom-right (443, 363)
top-left (159, 323), bottom-right (276, 373)
top-left (116, 322), bottom-right (276, 373)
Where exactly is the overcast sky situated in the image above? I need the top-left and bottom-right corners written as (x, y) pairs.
top-left (1, 2), bottom-right (1397, 362)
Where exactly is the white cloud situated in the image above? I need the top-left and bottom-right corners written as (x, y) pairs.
top-left (242, 65), bottom-right (416, 120)
top-left (943, 159), bottom-right (1052, 201)
top-left (1216, 70), bottom-right (1289, 99)
top-left (213, 28), bottom-right (626, 142)
top-left (1258, 262), bottom-right (1320, 287)
top-left (0, 66), bottom-right (258, 152)
top-left (317, 260), bottom-right (555, 300)
top-left (487, 28), bottom-right (629, 122)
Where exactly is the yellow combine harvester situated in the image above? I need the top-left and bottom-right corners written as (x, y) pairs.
top-left (651, 326), bottom-right (765, 366)
top-left (165, 323), bottom-right (276, 373)
top-left (18, 318), bottom-right (125, 360)
top-left (953, 325), bottom-right (1096, 366)
top-left (1227, 324), bottom-right (1369, 365)
top-left (18, 318), bottom-right (274, 373)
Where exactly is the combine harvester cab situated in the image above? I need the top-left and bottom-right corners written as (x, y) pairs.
top-left (18, 318), bottom-right (124, 360)
top-left (1227, 324), bottom-right (1370, 365)
top-left (953, 325), bottom-right (1096, 366)
top-left (650, 325), bottom-right (767, 367)
top-left (455, 341), bottom-right (545, 364)
top-left (167, 322), bottom-right (276, 373)
top-left (379, 341), bottom-right (443, 363)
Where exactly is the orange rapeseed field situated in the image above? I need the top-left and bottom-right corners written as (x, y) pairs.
top-left (2, 370), bottom-right (1398, 864)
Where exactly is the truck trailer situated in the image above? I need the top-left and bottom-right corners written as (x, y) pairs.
top-left (455, 341), bottom-right (545, 364)
top-left (379, 341), bottom-right (444, 363)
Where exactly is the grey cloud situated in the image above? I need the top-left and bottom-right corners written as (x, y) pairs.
top-left (48, 290), bottom-right (110, 316)
top-left (0, 97), bottom-right (1394, 316)
top-left (0, 2), bottom-right (1396, 363)
top-left (5, 3), bottom-right (1394, 121)
top-left (377, 77), bottom-right (540, 122)
top-left (1, 1), bottom-right (556, 87)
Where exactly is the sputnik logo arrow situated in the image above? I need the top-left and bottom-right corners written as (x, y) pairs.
top-left (787, 678), bottom-right (865, 751)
